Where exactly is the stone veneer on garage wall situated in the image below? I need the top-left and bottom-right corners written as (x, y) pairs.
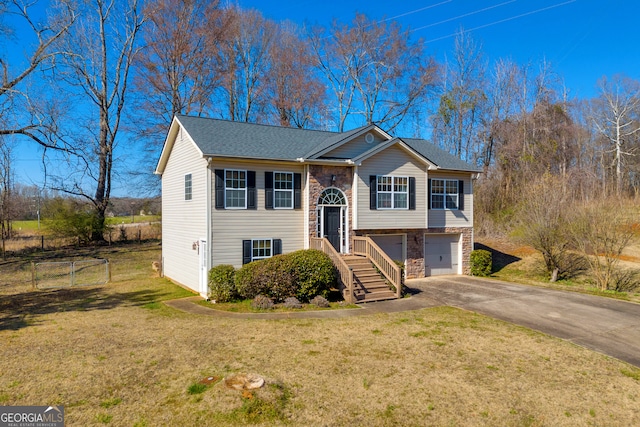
top-left (354, 227), bottom-right (473, 279)
top-left (307, 165), bottom-right (354, 240)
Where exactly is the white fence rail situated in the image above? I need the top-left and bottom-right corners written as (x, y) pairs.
top-left (32, 259), bottom-right (110, 289)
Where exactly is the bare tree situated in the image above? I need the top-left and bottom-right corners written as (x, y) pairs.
top-left (266, 22), bottom-right (326, 128)
top-left (432, 30), bottom-right (485, 163)
top-left (310, 13), bottom-right (436, 132)
top-left (134, 0), bottom-right (227, 137)
top-left (570, 198), bottom-right (637, 291)
top-left (591, 74), bottom-right (640, 196)
top-left (54, 0), bottom-right (144, 241)
top-left (0, 140), bottom-right (13, 241)
top-left (218, 7), bottom-right (275, 122)
top-left (0, 0), bottom-right (75, 146)
top-left (513, 173), bottom-right (576, 281)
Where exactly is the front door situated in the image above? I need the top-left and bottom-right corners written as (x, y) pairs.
top-left (324, 207), bottom-right (341, 251)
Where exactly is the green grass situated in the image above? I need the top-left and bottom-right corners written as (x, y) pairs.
top-left (187, 383), bottom-right (208, 395)
top-left (12, 220), bottom-right (42, 232)
top-left (10, 216), bottom-right (159, 233)
top-left (106, 215), bottom-right (160, 225)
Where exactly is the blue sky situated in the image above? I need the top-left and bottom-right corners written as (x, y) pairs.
top-left (9, 0), bottom-right (640, 195)
top-left (239, 0), bottom-right (640, 99)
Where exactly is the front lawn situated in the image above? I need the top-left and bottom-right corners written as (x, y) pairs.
top-left (1, 243), bottom-right (639, 426)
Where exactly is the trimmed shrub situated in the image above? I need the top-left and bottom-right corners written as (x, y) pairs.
top-left (283, 297), bottom-right (302, 309)
top-left (470, 249), bottom-right (492, 277)
top-left (208, 264), bottom-right (237, 303)
top-left (286, 249), bottom-right (337, 302)
top-left (235, 249), bottom-right (338, 303)
top-left (251, 294), bottom-right (274, 310)
top-left (235, 256), bottom-right (296, 302)
top-left (309, 295), bottom-right (330, 308)
top-left (259, 255), bottom-right (297, 302)
top-left (235, 261), bottom-right (270, 300)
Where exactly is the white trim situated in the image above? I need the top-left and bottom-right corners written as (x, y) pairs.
top-left (304, 165), bottom-right (310, 249)
top-left (198, 238), bottom-right (208, 297)
top-left (206, 164), bottom-right (212, 276)
top-left (250, 238), bottom-right (273, 261)
top-left (425, 170), bottom-right (429, 228)
top-left (352, 165), bottom-right (359, 230)
top-left (317, 187), bottom-right (349, 254)
top-left (224, 168), bottom-right (248, 209)
top-left (376, 175), bottom-right (409, 210)
top-left (307, 124), bottom-right (392, 159)
top-left (273, 171), bottom-right (294, 209)
top-left (155, 117), bottom-right (206, 175)
top-left (184, 173), bottom-right (193, 201)
top-left (430, 178), bottom-right (459, 210)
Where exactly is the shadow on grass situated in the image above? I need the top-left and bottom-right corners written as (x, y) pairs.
top-left (0, 286), bottom-right (168, 331)
top-left (474, 242), bottom-right (521, 273)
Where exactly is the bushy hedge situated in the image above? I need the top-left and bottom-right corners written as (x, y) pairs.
top-left (208, 264), bottom-right (237, 302)
top-left (470, 249), bottom-right (492, 277)
top-left (234, 249), bottom-right (337, 302)
top-left (234, 260), bottom-right (271, 299)
top-left (286, 249), bottom-right (336, 301)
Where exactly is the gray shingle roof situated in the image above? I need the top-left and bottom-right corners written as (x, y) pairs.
top-left (176, 115), bottom-right (332, 160)
top-left (402, 138), bottom-right (482, 172)
top-left (176, 115), bottom-right (481, 172)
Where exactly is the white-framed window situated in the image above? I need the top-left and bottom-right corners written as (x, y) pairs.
top-left (184, 174), bottom-right (192, 201)
top-left (377, 175), bottom-right (408, 209)
top-left (251, 239), bottom-right (272, 261)
top-left (225, 169), bottom-right (246, 208)
top-left (274, 172), bottom-right (293, 209)
top-left (431, 179), bottom-right (459, 210)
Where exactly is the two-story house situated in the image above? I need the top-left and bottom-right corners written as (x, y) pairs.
top-left (155, 115), bottom-right (480, 301)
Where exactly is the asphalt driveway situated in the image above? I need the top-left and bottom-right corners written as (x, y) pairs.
top-left (408, 276), bottom-right (640, 368)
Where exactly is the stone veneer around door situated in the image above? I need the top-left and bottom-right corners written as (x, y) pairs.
top-left (307, 165), bottom-right (353, 242)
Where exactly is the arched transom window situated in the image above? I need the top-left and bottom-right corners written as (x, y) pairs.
top-left (318, 188), bottom-right (346, 205)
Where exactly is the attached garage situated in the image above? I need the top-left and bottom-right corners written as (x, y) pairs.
top-left (424, 233), bottom-right (460, 275)
top-left (370, 234), bottom-right (405, 264)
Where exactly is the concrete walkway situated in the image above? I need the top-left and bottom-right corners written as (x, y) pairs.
top-left (165, 276), bottom-right (640, 367)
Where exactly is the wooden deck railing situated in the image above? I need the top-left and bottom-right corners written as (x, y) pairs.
top-left (310, 237), bottom-right (354, 303)
top-left (352, 236), bottom-right (402, 298)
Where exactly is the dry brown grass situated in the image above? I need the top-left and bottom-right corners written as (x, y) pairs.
top-left (1, 243), bottom-right (640, 426)
top-left (479, 237), bottom-right (640, 303)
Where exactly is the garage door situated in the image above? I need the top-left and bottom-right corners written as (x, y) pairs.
top-left (370, 235), bottom-right (404, 262)
top-left (424, 234), bottom-right (460, 275)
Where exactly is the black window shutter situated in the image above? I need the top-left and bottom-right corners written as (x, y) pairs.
top-left (369, 175), bottom-right (377, 210)
top-left (247, 171), bottom-right (256, 209)
top-left (215, 169), bottom-right (225, 209)
top-left (294, 173), bottom-right (302, 209)
top-left (265, 171), bottom-right (273, 209)
top-left (458, 180), bottom-right (464, 211)
top-left (242, 240), bottom-right (252, 264)
top-left (273, 239), bottom-right (282, 255)
top-left (409, 177), bottom-right (416, 210)
top-left (427, 179), bottom-right (432, 210)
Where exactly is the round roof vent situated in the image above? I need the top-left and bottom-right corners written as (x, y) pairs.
top-left (365, 133), bottom-right (374, 144)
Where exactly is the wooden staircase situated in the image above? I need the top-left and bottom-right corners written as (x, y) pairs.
top-left (342, 255), bottom-right (397, 302)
